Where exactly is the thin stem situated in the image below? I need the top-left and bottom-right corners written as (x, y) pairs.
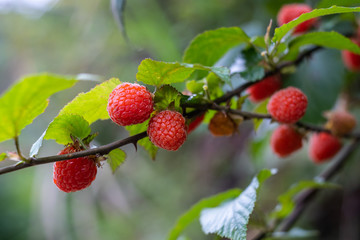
top-left (14, 136), bottom-right (26, 161)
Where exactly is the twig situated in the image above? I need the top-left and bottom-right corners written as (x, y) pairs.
top-left (0, 131), bottom-right (147, 175)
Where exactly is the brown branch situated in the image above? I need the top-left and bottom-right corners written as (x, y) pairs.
top-left (0, 131), bottom-right (147, 175)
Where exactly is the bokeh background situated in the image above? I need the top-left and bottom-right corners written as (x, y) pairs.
top-left (2, 0), bottom-right (360, 239)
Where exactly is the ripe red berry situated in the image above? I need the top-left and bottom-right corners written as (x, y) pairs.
top-left (341, 38), bottom-right (360, 71)
top-left (107, 82), bottom-right (154, 126)
top-left (147, 110), bottom-right (187, 151)
top-left (267, 87), bottom-right (308, 124)
top-left (309, 132), bottom-right (342, 163)
top-left (277, 4), bottom-right (316, 34)
top-left (247, 75), bottom-right (282, 102)
top-left (270, 125), bottom-right (303, 157)
top-left (187, 114), bottom-right (205, 134)
top-left (53, 146), bottom-right (97, 193)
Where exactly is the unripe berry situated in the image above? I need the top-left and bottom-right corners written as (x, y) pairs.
top-left (341, 38), bottom-right (360, 71)
top-left (107, 82), bottom-right (154, 126)
top-left (53, 146), bottom-right (97, 193)
top-left (324, 110), bottom-right (357, 136)
top-left (277, 4), bottom-right (316, 34)
top-left (309, 132), bottom-right (342, 163)
top-left (208, 112), bottom-right (238, 137)
top-left (147, 110), bottom-right (187, 151)
top-left (267, 87), bottom-right (308, 124)
top-left (270, 125), bottom-right (303, 157)
top-left (247, 75), bottom-right (282, 103)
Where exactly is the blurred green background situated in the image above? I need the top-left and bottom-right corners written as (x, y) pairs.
top-left (1, 0), bottom-right (360, 239)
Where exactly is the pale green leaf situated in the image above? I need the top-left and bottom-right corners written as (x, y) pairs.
top-left (200, 169), bottom-right (277, 240)
top-left (271, 180), bottom-right (340, 220)
top-left (183, 27), bottom-right (250, 66)
top-left (44, 114), bottom-right (91, 145)
top-left (59, 78), bottom-right (121, 124)
top-left (0, 74), bottom-right (77, 143)
top-left (273, 6), bottom-right (360, 43)
top-left (136, 59), bottom-right (230, 86)
top-left (29, 131), bottom-right (46, 157)
top-left (126, 120), bottom-right (158, 160)
top-left (0, 153), bottom-right (7, 162)
top-left (289, 31), bottom-right (360, 54)
top-left (167, 189), bottom-right (242, 240)
top-left (107, 148), bottom-right (126, 173)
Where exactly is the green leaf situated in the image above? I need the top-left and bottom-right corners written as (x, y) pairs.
top-left (136, 59), bottom-right (230, 86)
top-left (0, 74), bottom-right (77, 143)
top-left (44, 114), bottom-right (91, 145)
top-left (183, 27), bottom-right (250, 67)
top-left (58, 78), bottom-right (121, 124)
top-left (289, 31), bottom-right (360, 55)
top-left (251, 36), bottom-right (266, 48)
top-left (271, 180), bottom-right (340, 220)
top-left (253, 99), bottom-right (269, 131)
top-left (154, 85), bottom-right (182, 112)
top-left (125, 120), bottom-right (158, 160)
top-left (168, 189), bottom-right (242, 240)
top-left (107, 148), bottom-right (126, 173)
top-left (317, 0), bottom-right (360, 8)
top-left (0, 153), bottom-right (7, 162)
top-left (238, 47), bottom-right (265, 82)
top-left (273, 6), bottom-right (360, 43)
top-left (200, 169), bottom-right (277, 240)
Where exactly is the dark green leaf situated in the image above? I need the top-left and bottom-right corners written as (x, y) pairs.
top-left (0, 153), bottom-right (7, 162)
top-left (168, 189), bottom-right (242, 240)
top-left (240, 66), bottom-right (265, 82)
top-left (200, 169), bottom-right (276, 240)
top-left (107, 148), bottom-right (126, 173)
top-left (183, 27), bottom-right (250, 67)
top-left (271, 180), bottom-right (340, 220)
top-left (0, 74), bottom-right (77, 143)
top-left (273, 6), bottom-right (360, 43)
top-left (126, 120), bottom-right (158, 160)
top-left (289, 31), bottom-right (360, 55)
top-left (238, 47), bottom-right (265, 82)
top-left (154, 85), bottom-right (182, 112)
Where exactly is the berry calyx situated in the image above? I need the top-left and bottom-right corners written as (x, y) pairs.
top-left (277, 4), bottom-right (316, 34)
top-left (147, 110), bottom-right (187, 151)
top-left (53, 146), bottom-right (97, 193)
top-left (309, 132), bottom-right (342, 163)
top-left (187, 114), bottom-right (205, 134)
top-left (270, 125), bottom-right (303, 157)
top-left (208, 112), bottom-right (238, 137)
top-left (341, 38), bottom-right (360, 71)
top-left (247, 75), bottom-right (282, 102)
top-left (107, 82), bottom-right (154, 126)
top-left (324, 110), bottom-right (357, 136)
top-left (267, 87), bottom-right (308, 124)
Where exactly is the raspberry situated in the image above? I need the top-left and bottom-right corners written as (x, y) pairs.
top-left (107, 82), bottom-right (154, 126)
top-left (277, 4), bottom-right (316, 34)
top-left (341, 38), bottom-right (360, 71)
top-left (187, 114), bottom-right (205, 134)
top-left (270, 125), bottom-right (303, 157)
top-left (324, 110), bottom-right (357, 136)
top-left (208, 112), bottom-right (238, 137)
top-left (247, 75), bottom-right (282, 102)
top-left (147, 110), bottom-right (187, 151)
top-left (309, 132), bottom-right (342, 163)
top-left (53, 146), bottom-right (97, 193)
top-left (267, 87), bottom-right (308, 124)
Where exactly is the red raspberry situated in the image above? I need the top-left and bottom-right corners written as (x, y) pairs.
top-left (53, 146), bottom-right (97, 193)
top-left (187, 114), bottom-right (205, 134)
top-left (107, 82), bottom-right (154, 126)
top-left (270, 125), bottom-right (303, 157)
top-left (277, 4), bottom-right (316, 34)
top-left (147, 110), bottom-right (187, 151)
top-left (247, 75), bottom-right (282, 102)
top-left (309, 132), bottom-right (342, 163)
top-left (341, 38), bottom-right (360, 71)
top-left (267, 87), bottom-right (308, 124)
